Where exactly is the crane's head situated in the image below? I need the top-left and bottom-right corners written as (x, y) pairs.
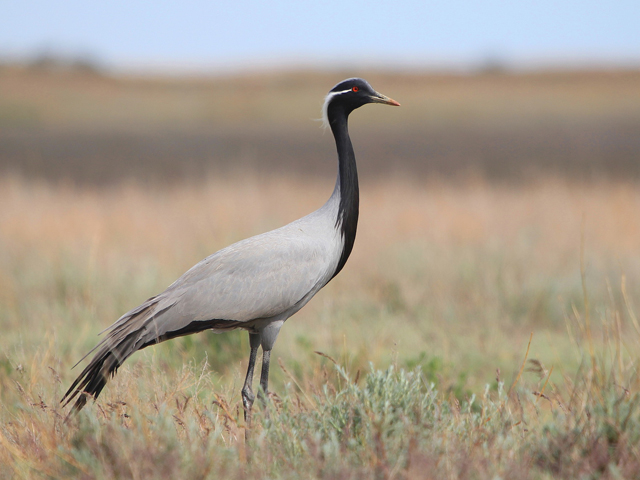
top-left (322, 78), bottom-right (400, 128)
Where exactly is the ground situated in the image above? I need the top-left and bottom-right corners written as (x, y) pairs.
top-left (0, 68), bottom-right (639, 478)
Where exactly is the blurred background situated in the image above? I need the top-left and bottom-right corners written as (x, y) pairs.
top-left (1, 0), bottom-right (639, 183)
top-left (1, 0), bottom-right (640, 398)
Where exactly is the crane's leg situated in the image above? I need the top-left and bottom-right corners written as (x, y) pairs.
top-left (257, 320), bottom-right (282, 405)
top-left (258, 348), bottom-right (271, 405)
top-left (242, 332), bottom-right (261, 425)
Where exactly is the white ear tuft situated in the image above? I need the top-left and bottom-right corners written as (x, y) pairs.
top-left (319, 89), bottom-right (351, 129)
top-left (320, 92), bottom-right (333, 130)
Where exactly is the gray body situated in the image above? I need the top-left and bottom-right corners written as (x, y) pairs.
top-left (106, 185), bottom-right (343, 353)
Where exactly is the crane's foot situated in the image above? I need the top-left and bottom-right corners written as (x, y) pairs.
top-left (242, 386), bottom-right (255, 424)
top-left (242, 385), bottom-right (255, 453)
top-left (257, 387), bottom-right (269, 407)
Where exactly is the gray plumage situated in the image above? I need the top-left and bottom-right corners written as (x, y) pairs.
top-left (62, 78), bottom-right (399, 414)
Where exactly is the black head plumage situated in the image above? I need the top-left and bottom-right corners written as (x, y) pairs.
top-left (322, 78), bottom-right (399, 128)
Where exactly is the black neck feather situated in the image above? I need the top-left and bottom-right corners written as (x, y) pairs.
top-left (328, 103), bottom-right (359, 279)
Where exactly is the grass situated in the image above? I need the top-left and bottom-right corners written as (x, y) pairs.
top-left (1, 174), bottom-right (640, 478)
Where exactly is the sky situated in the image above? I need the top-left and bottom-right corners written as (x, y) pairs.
top-left (2, 0), bottom-right (639, 73)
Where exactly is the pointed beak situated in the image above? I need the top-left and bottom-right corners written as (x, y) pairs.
top-left (369, 91), bottom-right (400, 106)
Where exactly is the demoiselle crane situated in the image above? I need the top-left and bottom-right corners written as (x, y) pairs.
top-left (62, 78), bottom-right (400, 418)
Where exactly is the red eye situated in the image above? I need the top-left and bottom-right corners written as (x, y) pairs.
top-left (352, 86), bottom-right (359, 92)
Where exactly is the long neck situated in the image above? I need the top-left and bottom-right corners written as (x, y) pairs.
top-left (328, 105), bottom-right (359, 279)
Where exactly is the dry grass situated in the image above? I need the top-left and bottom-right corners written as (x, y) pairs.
top-left (1, 174), bottom-right (640, 478)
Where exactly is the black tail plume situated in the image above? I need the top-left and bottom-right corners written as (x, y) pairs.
top-left (61, 333), bottom-right (138, 414)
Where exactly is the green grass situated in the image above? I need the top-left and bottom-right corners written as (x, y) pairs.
top-left (2, 337), bottom-right (639, 479)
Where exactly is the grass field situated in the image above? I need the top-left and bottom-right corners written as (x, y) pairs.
top-left (1, 173), bottom-right (639, 478)
top-left (1, 67), bottom-right (640, 478)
